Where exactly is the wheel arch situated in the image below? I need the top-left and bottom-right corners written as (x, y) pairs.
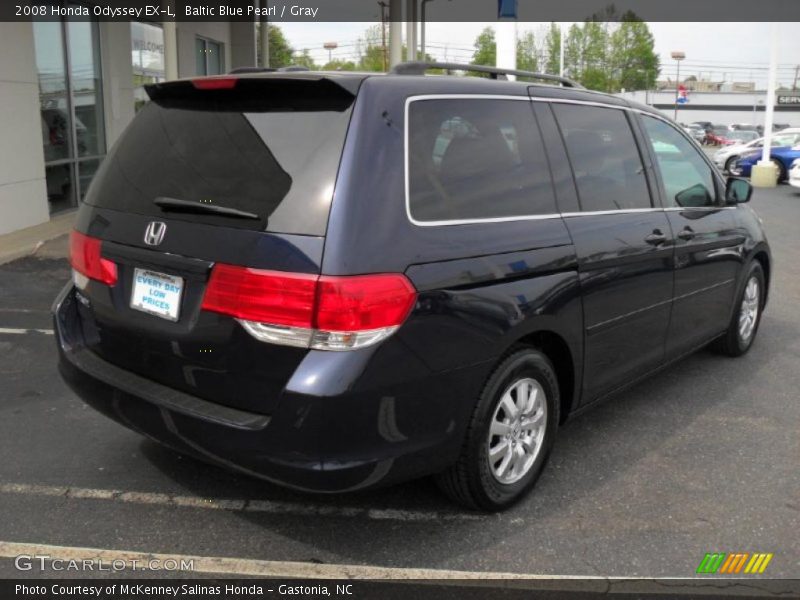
top-left (752, 247), bottom-right (771, 305)
top-left (512, 330), bottom-right (577, 425)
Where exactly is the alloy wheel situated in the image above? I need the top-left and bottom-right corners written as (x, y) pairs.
top-left (487, 377), bottom-right (547, 485)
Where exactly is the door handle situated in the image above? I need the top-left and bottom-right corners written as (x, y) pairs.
top-left (644, 230), bottom-right (667, 245)
top-left (678, 227), bottom-right (695, 241)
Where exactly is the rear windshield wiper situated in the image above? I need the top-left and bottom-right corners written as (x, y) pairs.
top-left (153, 197), bottom-right (260, 220)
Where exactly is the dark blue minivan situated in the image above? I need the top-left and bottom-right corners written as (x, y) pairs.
top-left (54, 64), bottom-right (771, 510)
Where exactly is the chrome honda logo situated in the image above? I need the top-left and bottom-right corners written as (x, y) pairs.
top-left (143, 221), bottom-right (167, 246)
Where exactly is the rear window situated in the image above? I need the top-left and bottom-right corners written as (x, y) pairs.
top-left (84, 79), bottom-right (354, 236)
top-left (407, 98), bottom-right (556, 223)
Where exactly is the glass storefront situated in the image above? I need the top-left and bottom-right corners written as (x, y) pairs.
top-left (33, 16), bottom-right (105, 214)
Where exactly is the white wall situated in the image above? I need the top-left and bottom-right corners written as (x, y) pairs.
top-left (0, 22), bottom-right (49, 235)
top-left (100, 22), bottom-right (136, 149)
top-left (619, 90), bottom-right (800, 128)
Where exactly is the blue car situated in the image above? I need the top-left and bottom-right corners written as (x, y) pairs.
top-left (731, 144), bottom-right (800, 182)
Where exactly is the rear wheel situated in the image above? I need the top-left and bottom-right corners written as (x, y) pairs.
top-left (724, 156), bottom-right (738, 173)
top-left (713, 261), bottom-right (765, 356)
top-left (436, 348), bottom-right (559, 511)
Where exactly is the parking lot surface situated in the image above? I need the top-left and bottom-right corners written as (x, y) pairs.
top-left (0, 185), bottom-right (798, 581)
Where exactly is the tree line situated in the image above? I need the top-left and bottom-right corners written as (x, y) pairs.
top-left (263, 18), bottom-right (660, 94)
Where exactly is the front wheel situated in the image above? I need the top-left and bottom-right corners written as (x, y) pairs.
top-left (724, 155), bottom-right (738, 173)
top-left (435, 348), bottom-right (559, 511)
top-left (713, 262), bottom-right (765, 356)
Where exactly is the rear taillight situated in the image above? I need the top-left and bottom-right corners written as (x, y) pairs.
top-left (69, 230), bottom-right (117, 287)
top-left (201, 265), bottom-right (416, 351)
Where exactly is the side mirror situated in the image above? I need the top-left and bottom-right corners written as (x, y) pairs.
top-left (726, 177), bottom-right (753, 204)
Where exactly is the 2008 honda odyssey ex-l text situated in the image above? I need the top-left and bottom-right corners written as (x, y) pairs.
top-left (54, 63), bottom-right (771, 510)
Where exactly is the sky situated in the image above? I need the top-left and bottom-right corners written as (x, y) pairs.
top-left (279, 22), bottom-right (800, 89)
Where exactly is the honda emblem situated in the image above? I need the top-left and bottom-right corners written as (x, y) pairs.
top-left (143, 221), bottom-right (167, 246)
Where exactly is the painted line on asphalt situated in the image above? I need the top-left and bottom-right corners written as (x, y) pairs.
top-left (0, 327), bottom-right (53, 335)
top-left (0, 540), bottom-right (597, 580)
top-left (0, 483), bottom-right (484, 523)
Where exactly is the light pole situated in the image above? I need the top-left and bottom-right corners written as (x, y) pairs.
top-left (671, 51), bottom-right (685, 120)
top-left (420, 0), bottom-right (448, 60)
top-left (323, 41), bottom-right (338, 64)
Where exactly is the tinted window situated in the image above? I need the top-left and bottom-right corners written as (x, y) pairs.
top-left (407, 99), bottom-right (556, 222)
top-left (641, 115), bottom-right (717, 208)
top-left (85, 92), bottom-right (353, 236)
top-left (553, 104), bottom-right (651, 212)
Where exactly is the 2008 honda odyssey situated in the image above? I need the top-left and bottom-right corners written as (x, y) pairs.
top-left (54, 63), bottom-right (771, 510)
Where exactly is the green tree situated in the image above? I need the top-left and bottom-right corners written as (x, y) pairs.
top-left (256, 25), bottom-right (294, 68)
top-left (322, 59), bottom-right (357, 71)
top-left (357, 25), bottom-right (388, 71)
top-left (608, 16), bottom-right (659, 92)
top-left (293, 49), bottom-right (317, 70)
top-left (544, 23), bottom-right (561, 75)
top-left (516, 31), bottom-right (538, 73)
top-left (471, 27), bottom-right (496, 68)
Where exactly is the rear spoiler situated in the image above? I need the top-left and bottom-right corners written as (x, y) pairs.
top-left (145, 74), bottom-right (363, 111)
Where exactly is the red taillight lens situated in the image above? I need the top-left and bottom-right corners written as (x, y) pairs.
top-left (201, 265), bottom-right (417, 349)
top-left (316, 274), bottom-right (416, 331)
top-left (191, 77), bottom-right (238, 90)
top-left (69, 230), bottom-right (117, 286)
top-left (201, 264), bottom-right (317, 327)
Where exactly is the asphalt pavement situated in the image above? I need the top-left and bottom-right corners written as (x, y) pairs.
top-left (0, 185), bottom-right (798, 583)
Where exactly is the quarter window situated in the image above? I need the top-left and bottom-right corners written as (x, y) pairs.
top-left (641, 115), bottom-right (718, 208)
top-left (407, 99), bottom-right (556, 223)
top-left (553, 104), bottom-right (651, 212)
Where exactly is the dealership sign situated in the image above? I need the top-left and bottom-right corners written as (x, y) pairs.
top-left (777, 93), bottom-right (800, 105)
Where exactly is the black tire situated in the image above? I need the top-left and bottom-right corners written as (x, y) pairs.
top-left (724, 156), bottom-right (738, 174)
top-left (712, 261), bottom-right (765, 357)
top-left (772, 159), bottom-right (787, 183)
top-left (435, 347), bottom-right (559, 511)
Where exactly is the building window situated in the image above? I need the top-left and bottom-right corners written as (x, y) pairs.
top-left (33, 15), bottom-right (105, 215)
top-left (131, 21), bottom-right (165, 113)
top-left (196, 37), bottom-right (224, 76)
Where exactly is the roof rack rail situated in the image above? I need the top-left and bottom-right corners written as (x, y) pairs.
top-left (389, 61), bottom-right (584, 88)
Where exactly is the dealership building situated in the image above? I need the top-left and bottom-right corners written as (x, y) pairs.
top-left (0, 17), bottom-right (260, 235)
top-left (617, 89), bottom-right (800, 130)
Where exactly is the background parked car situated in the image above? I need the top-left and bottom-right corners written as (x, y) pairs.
top-left (684, 124), bottom-right (706, 143)
top-left (789, 158), bottom-right (800, 189)
top-left (705, 125), bottom-right (733, 146)
top-left (731, 144), bottom-right (800, 182)
top-left (714, 130), bottom-right (800, 173)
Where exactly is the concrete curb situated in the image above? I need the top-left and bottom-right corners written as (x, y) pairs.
top-left (0, 210), bottom-right (75, 265)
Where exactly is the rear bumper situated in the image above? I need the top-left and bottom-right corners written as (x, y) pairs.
top-left (54, 283), bottom-right (489, 493)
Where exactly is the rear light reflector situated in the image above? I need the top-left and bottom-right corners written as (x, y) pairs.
top-left (69, 230), bottom-right (117, 286)
top-left (191, 77), bottom-right (238, 90)
top-left (201, 265), bottom-right (416, 351)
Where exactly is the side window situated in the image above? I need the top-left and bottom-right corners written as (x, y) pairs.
top-left (407, 99), bottom-right (556, 223)
top-left (552, 104), bottom-right (651, 212)
top-left (641, 115), bottom-right (718, 208)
